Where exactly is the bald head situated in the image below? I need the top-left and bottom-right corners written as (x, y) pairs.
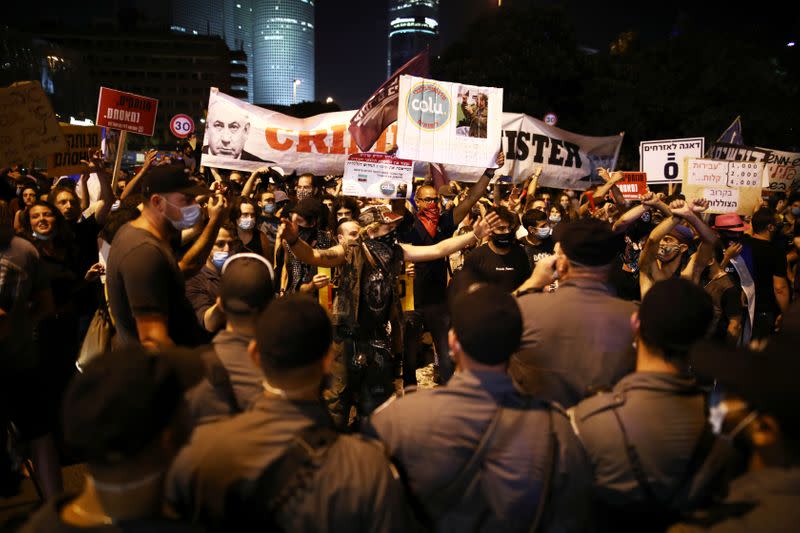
top-left (415, 185), bottom-right (439, 211)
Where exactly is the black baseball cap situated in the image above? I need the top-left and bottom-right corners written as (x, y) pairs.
top-left (449, 284), bottom-right (522, 365)
top-left (288, 198), bottom-right (323, 222)
top-left (220, 253), bottom-right (275, 315)
top-left (141, 164), bottom-right (209, 197)
top-left (552, 217), bottom-right (624, 266)
top-left (63, 347), bottom-right (204, 465)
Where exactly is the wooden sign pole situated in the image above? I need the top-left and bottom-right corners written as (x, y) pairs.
top-left (110, 130), bottom-right (127, 196)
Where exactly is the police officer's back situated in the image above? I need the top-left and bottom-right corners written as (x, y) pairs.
top-left (365, 285), bottom-right (594, 532)
top-left (569, 279), bottom-right (722, 530)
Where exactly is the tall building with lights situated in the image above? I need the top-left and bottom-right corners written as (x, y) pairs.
top-left (388, 0), bottom-right (439, 76)
top-left (172, 0), bottom-right (315, 106)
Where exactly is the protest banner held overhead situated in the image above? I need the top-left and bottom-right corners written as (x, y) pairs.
top-left (96, 87), bottom-right (159, 136)
top-left (201, 89), bottom-right (622, 189)
top-left (47, 124), bottom-right (102, 176)
top-left (342, 153), bottom-right (414, 200)
top-left (396, 75), bottom-right (504, 168)
top-left (639, 137), bottom-right (704, 185)
top-left (0, 81), bottom-right (66, 167)
top-left (443, 114), bottom-right (624, 190)
top-left (682, 158), bottom-right (763, 215)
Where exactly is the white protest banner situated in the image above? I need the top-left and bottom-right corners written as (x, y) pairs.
top-left (639, 137), bottom-right (704, 185)
top-left (442, 113), bottom-right (624, 189)
top-left (201, 89), bottom-right (621, 188)
top-left (682, 158), bottom-right (763, 214)
top-left (342, 153), bottom-right (413, 199)
top-left (0, 81), bottom-right (65, 167)
top-left (200, 88), bottom-right (399, 174)
top-left (396, 75), bottom-right (503, 168)
top-left (47, 124), bottom-right (102, 176)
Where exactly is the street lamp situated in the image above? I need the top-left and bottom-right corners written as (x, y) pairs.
top-left (325, 96), bottom-right (334, 104)
top-left (293, 79), bottom-right (301, 104)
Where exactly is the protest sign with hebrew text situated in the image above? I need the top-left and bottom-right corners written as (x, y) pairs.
top-left (0, 81), bottom-right (65, 167)
top-left (96, 87), bottom-right (158, 136)
top-left (47, 124), bottom-right (102, 176)
top-left (342, 153), bottom-right (414, 199)
top-left (682, 158), bottom-right (762, 215)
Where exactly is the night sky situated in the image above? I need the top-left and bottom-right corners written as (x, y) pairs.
top-left (12, 0), bottom-right (797, 110)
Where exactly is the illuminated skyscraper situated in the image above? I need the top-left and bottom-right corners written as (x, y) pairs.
top-left (172, 0), bottom-right (315, 105)
top-left (388, 0), bottom-right (438, 76)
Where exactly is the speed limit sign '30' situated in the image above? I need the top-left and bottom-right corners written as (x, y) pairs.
top-left (170, 114), bottom-right (195, 139)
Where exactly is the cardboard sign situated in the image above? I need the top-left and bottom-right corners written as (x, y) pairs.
top-left (96, 87), bottom-right (158, 136)
top-left (639, 137), bottom-right (704, 185)
top-left (396, 75), bottom-right (503, 168)
top-left (0, 81), bottom-right (65, 167)
top-left (47, 124), bottom-right (102, 176)
top-left (342, 153), bottom-right (414, 199)
top-left (617, 172), bottom-right (647, 201)
top-left (682, 158), bottom-right (763, 215)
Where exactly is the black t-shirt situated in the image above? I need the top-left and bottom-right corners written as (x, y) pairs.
top-left (106, 224), bottom-right (206, 348)
top-left (398, 208), bottom-right (456, 307)
top-left (521, 237), bottom-right (554, 270)
top-left (744, 235), bottom-right (788, 313)
top-left (69, 215), bottom-right (101, 277)
top-left (457, 243), bottom-right (532, 293)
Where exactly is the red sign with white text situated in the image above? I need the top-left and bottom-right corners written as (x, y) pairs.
top-left (96, 87), bottom-right (159, 136)
top-left (617, 172), bottom-right (648, 201)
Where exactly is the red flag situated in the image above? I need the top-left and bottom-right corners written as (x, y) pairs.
top-left (348, 49), bottom-right (430, 153)
top-left (429, 162), bottom-right (450, 190)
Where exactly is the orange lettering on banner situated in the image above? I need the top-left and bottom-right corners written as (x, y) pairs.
top-left (297, 129), bottom-right (330, 154)
top-left (348, 134), bottom-right (360, 155)
top-left (329, 125), bottom-right (346, 154)
top-left (265, 128), bottom-right (293, 151)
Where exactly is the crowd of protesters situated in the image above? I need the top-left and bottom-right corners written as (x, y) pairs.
top-left (1, 141), bottom-right (799, 532)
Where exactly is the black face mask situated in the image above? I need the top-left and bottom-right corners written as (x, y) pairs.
top-left (491, 232), bottom-right (513, 248)
top-left (298, 226), bottom-right (316, 242)
top-left (373, 229), bottom-right (398, 248)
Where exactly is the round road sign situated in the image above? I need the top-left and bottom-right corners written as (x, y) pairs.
top-left (170, 114), bottom-right (195, 138)
top-left (544, 112), bottom-right (558, 127)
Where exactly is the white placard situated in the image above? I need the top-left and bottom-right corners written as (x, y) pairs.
top-left (396, 75), bottom-right (503, 168)
top-left (342, 153), bottom-right (414, 199)
top-left (640, 137), bottom-right (704, 184)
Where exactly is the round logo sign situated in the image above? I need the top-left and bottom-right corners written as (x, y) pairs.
top-left (379, 181), bottom-right (396, 196)
top-left (406, 82), bottom-right (451, 131)
top-left (543, 112), bottom-right (558, 127)
top-left (170, 114), bottom-right (195, 138)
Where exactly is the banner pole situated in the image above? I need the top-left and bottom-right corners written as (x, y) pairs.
top-left (668, 182), bottom-right (676, 196)
top-left (111, 130), bottom-right (127, 196)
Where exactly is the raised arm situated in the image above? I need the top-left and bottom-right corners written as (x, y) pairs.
top-left (453, 151), bottom-right (505, 224)
top-left (77, 168), bottom-right (90, 212)
top-left (401, 212), bottom-right (499, 262)
top-left (522, 167), bottom-right (542, 212)
top-left (178, 193), bottom-right (228, 276)
top-left (89, 152), bottom-right (114, 225)
top-left (280, 217), bottom-right (347, 267)
top-left (120, 149), bottom-right (157, 200)
top-left (242, 166), bottom-right (270, 198)
top-left (639, 204), bottom-right (682, 276)
top-left (612, 191), bottom-right (670, 232)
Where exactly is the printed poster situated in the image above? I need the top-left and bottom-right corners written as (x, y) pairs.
top-left (342, 153), bottom-right (414, 199)
top-left (396, 75), bottom-right (503, 168)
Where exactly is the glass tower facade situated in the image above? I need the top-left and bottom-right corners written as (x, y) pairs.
top-left (388, 0), bottom-right (438, 76)
top-left (172, 0), bottom-right (315, 105)
top-left (252, 0), bottom-right (315, 105)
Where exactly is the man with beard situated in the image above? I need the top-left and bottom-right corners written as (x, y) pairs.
top-left (639, 199), bottom-right (718, 298)
top-left (279, 205), bottom-right (500, 429)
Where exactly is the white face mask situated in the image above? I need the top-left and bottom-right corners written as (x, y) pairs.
top-left (164, 199), bottom-right (201, 230)
top-left (211, 250), bottom-right (229, 270)
top-left (548, 214), bottom-right (561, 224)
top-left (238, 216), bottom-right (255, 230)
top-left (535, 227), bottom-right (552, 239)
